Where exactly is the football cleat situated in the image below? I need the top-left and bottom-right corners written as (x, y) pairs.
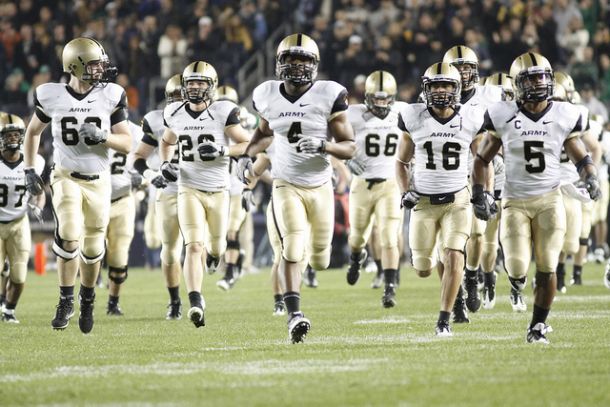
top-left (570, 271), bottom-right (582, 286)
top-left (464, 274), bottom-right (481, 312)
top-left (370, 270), bottom-right (384, 289)
top-left (510, 288), bottom-right (527, 312)
top-left (216, 276), bottom-right (235, 291)
top-left (1, 306), bottom-right (19, 324)
top-left (51, 297), bottom-right (75, 330)
top-left (435, 320), bottom-right (452, 337)
top-left (106, 302), bottom-right (124, 316)
top-left (78, 295), bottom-right (95, 334)
top-left (476, 267), bottom-right (484, 291)
top-left (605, 263), bottom-right (610, 289)
top-left (346, 249), bottom-right (367, 285)
top-left (526, 322), bottom-right (553, 344)
top-left (594, 247), bottom-right (605, 264)
top-left (452, 294), bottom-right (470, 323)
top-left (287, 312), bottom-right (311, 343)
top-left (205, 255), bottom-right (220, 275)
top-left (166, 301), bottom-right (182, 320)
top-left (273, 301), bottom-right (286, 316)
top-left (304, 265), bottom-right (318, 288)
top-left (381, 284), bottom-right (397, 308)
top-left (556, 270), bottom-right (567, 293)
top-left (482, 273), bottom-right (496, 310)
top-left (188, 306), bottom-right (205, 328)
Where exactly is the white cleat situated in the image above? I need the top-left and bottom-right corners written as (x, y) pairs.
top-left (205, 255), bottom-right (220, 275)
top-left (510, 289), bottom-right (527, 312)
top-left (435, 321), bottom-right (453, 337)
top-left (526, 323), bottom-right (553, 344)
top-left (604, 263), bottom-right (610, 289)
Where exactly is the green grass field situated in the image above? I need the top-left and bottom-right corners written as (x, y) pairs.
top-left (1, 263), bottom-right (610, 406)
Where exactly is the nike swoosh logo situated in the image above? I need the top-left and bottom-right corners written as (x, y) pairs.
top-left (87, 100), bottom-right (96, 103)
top-left (437, 196), bottom-right (447, 201)
top-left (299, 103), bottom-right (310, 107)
top-left (449, 124), bottom-right (460, 128)
top-left (470, 103), bottom-right (479, 106)
top-left (199, 117), bottom-right (208, 121)
top-left (543, 120), bottom-right (552, 124)
top-left (274, 185), bottom-right (286, 189)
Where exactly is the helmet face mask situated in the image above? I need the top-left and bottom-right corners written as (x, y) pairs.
top-left (422, 63), bottom-right (461, 108)
top-left (184, 79), bottom-right (213, 104)
top-left (510, 52), bottom-right (554, 103)
top-left (275, 34), bottom-right (320, 87)
top-left (365, 93), bottom-right (395, 118)
top-left (181, 61), bottom-right (218, 105)
top-left (453, 62), bottom-right (478, 90)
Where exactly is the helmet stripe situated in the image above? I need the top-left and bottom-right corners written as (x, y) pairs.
top-left (457, 46), bottom-right (463, 59)
top-left (529, 53), bottom-right (538, 66)
top-left (379, 71), bottom-right (384, 92)
top-left (436, 63), bottom-right (442, 75)
top-left (8, 114), bottom-right (13, 124)
top-left (193, 61), bottom-right (200, 73)
top-left (297, 33), bottom-right (302, 46)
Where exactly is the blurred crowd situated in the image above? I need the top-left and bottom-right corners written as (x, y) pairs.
top-left (1, 0), bottom-right (609, 123)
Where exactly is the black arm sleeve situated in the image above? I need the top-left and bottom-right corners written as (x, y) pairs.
top-left (480, 110), bottom-right (495, 133)
top-left (225, 107), bottom-right (240, 126)
top-left (398, 113), bottom-right (407, 132)
top-left (33, 90), bottom-right (51, 123)
top-left (330, 90), bottom-right (349, 115)
top-left (571, 114), bottom-right (584, 133)
top-left (133, 157), bottom-right (149, 175)
top-left (141, 133), bottom-right (158, 147)
top-left (110, 91), bottom-right (128, 125)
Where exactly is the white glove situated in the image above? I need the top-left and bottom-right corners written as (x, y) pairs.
top-left (198, 140), bottom-right (226, 160)
top-left (79, 122), bottom-right (108, 144)
top-left (400, 191), bottom-right (420, 209)
top-left (236, 155), bottom-right (253, 184)
top-left (346, 159), bottom-right (365, 176)
top-left (297, 136), bottom-right (326, 154)
top-left (28, 203), bottom-right (43, 223)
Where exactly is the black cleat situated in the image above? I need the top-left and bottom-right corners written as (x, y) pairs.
top-left (205, 255), bottom-right (220, 274)
top-left (1, 309), bottom-right (19, 324)
top-left (464, 274), bottom-right (481, 313)
top-left (526, 322), bottom-right (553, 344)
top-left (556, 269), bottom-right (567, 293)
top-left (382, 284), bottom-right (397, 308)
top-left (435, 320), bottom-right (452, 337)
top-left (106, 302), bottom-right (124, 316)
top-left (570, 271), bottom-right (582, 286)
top-left (273, 301), bottom-right (286, 316)
top-left (346, 250), bottom-right (367, 285)
top-left (482, 272), bottom-right (496, 310)
top-left (188, 306), bottom-right (205, 328)
top-left (287, 312), bottom-right (311, 343)
top-left (51, 297), bottom-right (75, 330)
top-left (476, 267), bottom-right (484, 291)
top-left (78, 295), bottom-right (95, 334)
top-left (452, 293), bottom-right (470, 323)
top-left (166, 300), bottom-right (182, 320)
top-left (304, 265), bottom-right (318, 288)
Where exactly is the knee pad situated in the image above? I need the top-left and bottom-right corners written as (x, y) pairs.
top-left (226, 239), bottom-right (240, 250)
top-left (309, 247), bottom-right (331, 270)
top-left (412, 251), bottom-right (433, 273)
top-left (281, 234), bottom-right (306, 264)
top-left (108, 266), bottom-right (128, 284)
top-left (348, 233), bottom-right (366, 252)
top-left (80, 249), bottom-right (105, 265)
top-left (415, 268), bottom-right (432, 278)
top-left (161, 245), bottom-right (180, 265)
top-left (53, 238), bottom-right (79, 260)
top-left (508, 275), bottom-right (527, 292)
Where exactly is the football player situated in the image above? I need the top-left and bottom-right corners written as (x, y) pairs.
top-left (159, 61), bottom-right (250, 328)
top-left (133, 74), bottom-right (184, 320)
top-left (23, 37), bottom-right (132, 334)
top-left (344, 70), bottom-right (404, 308)
top-left (396, 62), bottom-right (484, 337)
top-left (590, 114), bottom-right (609, 263)
top-left (472, 52), bottom-right (601, 344)
top-left (0, 113), bottom-right (45, 323)
top-left (237, 33), bottom-right (355, 343)
top-left (443, 45), bottom-right (503, 316)
top-left (104, 120), bottom-right (143, 315)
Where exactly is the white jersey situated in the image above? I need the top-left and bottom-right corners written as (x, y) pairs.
top-left (348, 101), bottom-right (406, 180)
top-left (163, 100), bottom-right (240, 192)
top-left (461, 84), bottom-right (503, 109)
top-left (34, 82), bottom-right (128, 173)
top-left (110, 121), bottom-right (142, 201)
top-left (0, 154), bottom-right (45, 222)
top-left (398, 103), bottom-right (484, 195)
top-left (141, 109), bottom-right (179, 195)
top-left (559, 105), bottom-right (590, 185)
top-left (252, 80), bottom-right (348, 187)
top-left (229, 160), bottom-right (244, 196)
top-left (484, 101), bottom-right (583, 199)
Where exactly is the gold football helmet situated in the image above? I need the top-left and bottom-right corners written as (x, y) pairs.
top-left (551, 83), bottom-right (567, 102)
top-left (182, 61), bottom-right (218, 104)
top-left (422, 62), bottom-right (461, 107)
top-left (276, 33), bottom-right (320, 86)
top-left (165, 74), bottom-right (183, 104)
top-left (571, 90), bottom-right (582, 105)
top-left (443, 45), bottom-right (479, 90)
top-left (486, 72), bottom-right (514, 101)
top-left (364, 70), bottom-right (397, 118)
top-left (62, 37), bottom-right (117, 85)
top-left (216, 85), bottom-right (239, 104)
top-left (509, 52), bottom-right (554, 103)
top-left (0, 112), bottom-right (26, 151)
top-left (554, 71), bottom-right (576, 103)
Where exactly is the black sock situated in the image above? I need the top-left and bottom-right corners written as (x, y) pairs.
top-left (0, 294), bottom-right (5, 304)
top-left (188, 291), bottom-right (202, 308)
top-left (384, 269), bottom-right (397, 286)
top-left (283, 291), bottom-right (300, 314)
top-left (556, 262), bottom-right (565, 275)
top-left (438, 310), bottom-right (451, 323)
top-left (168, 286), bottom-right (180, 303)
top-left (108, 295), bottom-right (119, 306)
top-left (375, 260), bottom-right (382, 274)
top-left (5, 302), bottom-right (16, 310)
top-left (465, 268), bottom-right (477, 279)
top-left (60, 285), bottom-right (74, 299)
top-left (484, 271), bottom-right (496, 286)
top-left (573, 264), bottom-right (582, 277)
top-left (274, 294), bottom-right (283, 303)
top-left (226, 264), bottom-right (236, 280)
top-left (351, 251), bottom-right (362, 261)
top-left (79, 285), bottom-right (95, 301)
top-left (530, 304), bottom-right (550, 328)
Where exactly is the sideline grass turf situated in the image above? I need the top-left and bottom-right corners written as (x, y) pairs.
top-left (1, 264), bottom-right (609, 406)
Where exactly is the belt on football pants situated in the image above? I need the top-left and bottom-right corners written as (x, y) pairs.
top-left (365, 178), bottom-right (386, 190)
top-left (111, 194), bottom-right (129, 204)
top-left (70, 172), bottom-right (100, 181)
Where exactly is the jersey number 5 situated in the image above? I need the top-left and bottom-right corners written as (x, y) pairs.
top-left (524, 141), bottom-right (545, 173)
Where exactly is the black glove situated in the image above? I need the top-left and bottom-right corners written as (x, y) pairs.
top-left (143, 169), bottom-right (168, 188)
top-left (198, 140), bottom-right (226, 161)
top-left (471, 184), bottom-right (494, 221)
top-left (585, 174), bottom-right (602, 201)
top-left (160, 161), bottom-right (178, 182)
top-left (25, 167), bottom-right (44, 195)
top-left (400, 191), bottom-right (420, 209)
top-left (236, 155), bottom-right (253, 184)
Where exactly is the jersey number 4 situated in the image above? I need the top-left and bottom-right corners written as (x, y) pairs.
top-left (61, 117), bottom-right (102, 146)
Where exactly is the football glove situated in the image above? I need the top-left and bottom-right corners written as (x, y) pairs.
top-left (130, 171), bottom-right (144, 189)
top-left (79, 122), bottom-right (108, 144)
top-left (471, 184), bottom-right (496, 221)
top-left (400, 191), bottom-right (420, 209)
top-left (236, 155), bottom-right (253, 184)
top-left (198, 140), bottom-right (226, 161)
top-left (160, 161), bottom-right (179, 182)
top-left (241, 188), bottom-right (255, 212)
top-left (143, 169), bottom-right (168, 188)
top-left (297, 136), bottom-right (326, 154)
top-left (28, 203), bottom-right (43, 223)
top-left (346, 159), bottom-right (365, 176)
top-left (585, 174), bottom-right (602, 201)
top-left (24, 167), bottom-right (44, 195)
